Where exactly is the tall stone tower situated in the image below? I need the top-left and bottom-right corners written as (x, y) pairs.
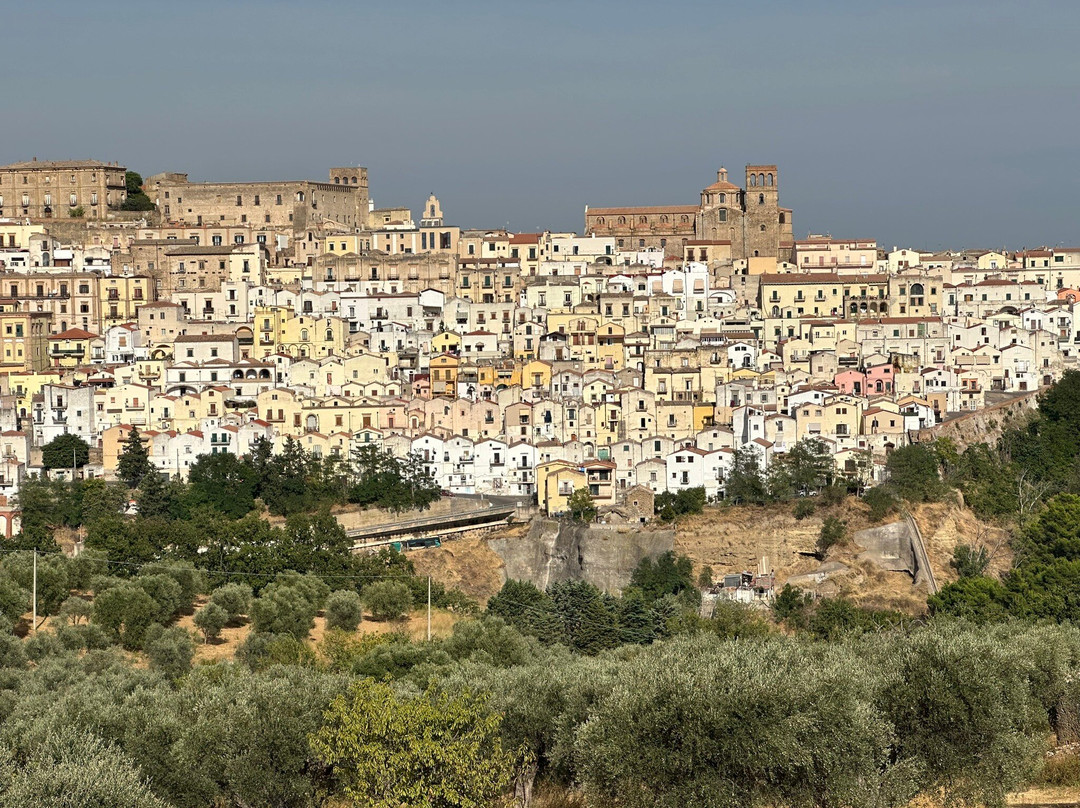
top-left (744, 165), bottom-right (779, 259)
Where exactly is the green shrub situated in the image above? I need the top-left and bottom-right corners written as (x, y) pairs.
top-left (144, 624), bottom-right (195, 679)
top-left (1041, 751), bottom-right (1080, 786)
top-left (793, 499), bottom-right (816, 520)
top-left (325, 590), bottom-right (363, 632)
top-left (210, 583), bottom-right (252, 622)
top-left (193, 602), bottom-right (229, 642)
top-left (363, 581), bottom-right (413, 622)
top-left (863, 486), bottom-right (898, 521)
top-left (817, 517), bottom-right (847, 558)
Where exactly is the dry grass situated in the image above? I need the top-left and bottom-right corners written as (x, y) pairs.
top-left (911, 501), bottom-right (1013, 586)
top-left (670, 497), bottom-right (1009, 616)
top-left (408, 531), bottom-right (521, 605)
top-left (674, 498), bottom-right (875, 586)
top-left (178, 597), bottom-right (463, 665)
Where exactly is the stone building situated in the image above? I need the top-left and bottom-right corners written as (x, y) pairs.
top-left (146, 166), bottom-right (369, 233)
top-left (585, 164), bottom-right (794, 263)
top-left (0, 159), bottom-right (128, 220)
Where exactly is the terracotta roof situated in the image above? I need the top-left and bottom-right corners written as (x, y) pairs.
top-left (49, 328), bottom-right (97, 340)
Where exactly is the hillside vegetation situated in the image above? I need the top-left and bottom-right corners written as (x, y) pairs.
top-left (7, 377), bottom-right (1080, 804)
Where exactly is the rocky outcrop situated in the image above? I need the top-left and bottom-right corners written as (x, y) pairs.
top-left (488, 518), bottom-right (675, 593)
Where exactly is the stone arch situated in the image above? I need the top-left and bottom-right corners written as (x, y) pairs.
top-left (596, 217), bottom-right (605, 225)
top-left (305, 414), bottom-right (319, 431)
top-left (618, 216), bottom-right (626, 225)
top-left (680, 215), bottom-right (689, 223)
top-left (767, 173), bottom-right (774, 186)
top-left (639, 215), bottom-right (647, 224)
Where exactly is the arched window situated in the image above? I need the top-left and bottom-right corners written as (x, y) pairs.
top-left (69, 193), bottom-right (77, 207)
top-left (618, 216), bottom-right (626, 225)
top-left (596, 217), bottom-right (605, 225)
top-left (718, 209), bottom-right (727, 222)
top-left (680, 215), bottom-right (689, 223)
top-left (749, 174), bottom-right (757, 187)
top-left (639, 216), bottom-right (647, 224)
top-left (301, 328), bottom-right (309, 341)
top-left (767, 173), bottom-right (774, 186)
top-left (296, 191), bottom-right (305, 202)
top-left (910, 283), bottom-right (924, 296)
top-left (758, 173), bottom-right (766, 186)
top-left (758, 194), bottom-right (765, 205)
top-left (325, 329), bottom-right (333, 341)
top-left (779, 213), bottom-right (786, 224)
top-left (719, 193), bottom-right (726, 203)
top-left (334, 177), bottom-right (340, 184)
top-left (760, 224), bottom-right (766, 231)
top-left (660, 215), bottom-right (668, 223)
top-left (352, 176), bottom-right (358, 184)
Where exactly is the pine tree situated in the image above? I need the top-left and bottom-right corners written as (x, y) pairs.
top-left (136, 468), bottom-right (172, 519)
top-left (117, 427), bottom-right (152, 488)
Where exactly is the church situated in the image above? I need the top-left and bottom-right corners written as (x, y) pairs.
top-left (584, 164), bottom-right (794, 264)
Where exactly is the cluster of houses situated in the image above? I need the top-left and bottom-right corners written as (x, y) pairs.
top-left (1, 160), bottom-right (1078, 532)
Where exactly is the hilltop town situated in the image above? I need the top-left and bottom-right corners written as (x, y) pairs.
top-left (0, 158), bottom-right (1073, 532)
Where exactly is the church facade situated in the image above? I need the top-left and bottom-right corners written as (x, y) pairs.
top-left (584, 164), bottom-right (794, 264)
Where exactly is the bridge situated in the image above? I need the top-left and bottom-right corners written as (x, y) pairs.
top-left (347, 503), bottom-right (516, 552)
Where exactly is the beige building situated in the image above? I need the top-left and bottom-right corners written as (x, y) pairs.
top-left (146, 166), bottom-right (369, 233)
top-left (0, 159), bottom-right (127, 220)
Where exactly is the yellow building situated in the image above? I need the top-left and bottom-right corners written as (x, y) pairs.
top-left (431, 331), bottom-right (462, 355)
top-left (0, 219), bottom-right (45, 249)
top-left (536, 459), bottom-right (587, 516)
top-left (252, 306), bottom-right (345, 359)
top-left (98, 274), bottom-right (152, 330)
top-left (429, 353), bottom-right (459, 397)
top-left (0, 307), bottom-right (51, 372)
top-left (4, 368), bottom-right (61, 419)
top-left (48, 327), bottom-right (97, 369)
top-left (521, 359), bottom-right (552, 391)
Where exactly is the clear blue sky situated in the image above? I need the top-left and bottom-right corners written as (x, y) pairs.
top-left (8, 0), bottom-right (1079, 249)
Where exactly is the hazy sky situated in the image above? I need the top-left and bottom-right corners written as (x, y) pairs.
top-left (7, 1), bottom-right (1079, 249)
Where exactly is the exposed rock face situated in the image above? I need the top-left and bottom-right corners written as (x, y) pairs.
top-left (488, 518), bottom-right (675, 593)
